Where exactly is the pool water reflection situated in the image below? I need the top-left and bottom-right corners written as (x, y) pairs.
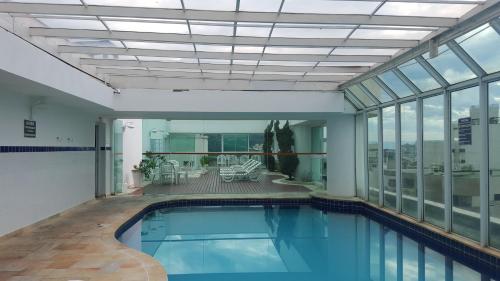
top-left (119, 205), bottom-right (497, 281)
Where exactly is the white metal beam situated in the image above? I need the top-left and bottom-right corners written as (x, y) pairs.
top-left (107, 75), bottom-right (339, 91)
top-left (58, 45), bottom-right (392, 63)
top-left (81, 58), bottom-right (370, 73)
top-left (0, 3), bottom-right (459, 27)
top-left (96, 67), bottom-right (352, 82)
top-left (31, 28), bottom-right (420, 48)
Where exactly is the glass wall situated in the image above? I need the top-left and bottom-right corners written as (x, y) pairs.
top-left (112, 120), bottom-right (123, 194)
top-left (356, 114), bottom-right (366, 198)
top-left (383, 106), bottom-right (397, 210)
top-left (451, 86), bottom-right (480, 241)
top-left (489, 81), bottom-right (500, 248)
top-left (368, 110), bottom-right (380, 204)
top-left (401, 101), bottom-right (418, 218)
top-left (423, 95), bottom-right (445, 228)
top-left (223, 134), bottom-right (248, 152)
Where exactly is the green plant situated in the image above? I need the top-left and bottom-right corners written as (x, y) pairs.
top-left (200, 155), bottom-right (210, 166)
top-left (274, 120), bottom-right (299, 180)
top-left (133, 152), bottom-right (165, 180)
top-left (263, 120), bottom-right (276, 171)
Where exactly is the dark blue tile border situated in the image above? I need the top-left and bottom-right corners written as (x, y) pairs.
top-left (115, 196), bottom-right (500, 277)
top-left (0, 146), bottom-right (95, 153)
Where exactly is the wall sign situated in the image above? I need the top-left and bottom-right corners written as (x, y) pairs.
top-left (24, 120), bottom-right (36, 138)
top-left (458, 117), bottom-right (471, 145)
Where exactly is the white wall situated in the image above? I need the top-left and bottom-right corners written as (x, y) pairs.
top-left (0, 91), bottom-right (97, 236)
top-left (326, 114), bottom-right (356, 197)
top-left (121, 119), bottom-right (143, 188)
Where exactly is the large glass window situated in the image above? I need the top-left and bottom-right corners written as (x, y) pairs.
top-left (398, 59), bottom-right (441, 92)
top-left (383, 106), bottom-right (397, 210)
top-left (361, 79), bottom-right (393, 103)
top-left (379, 70), bottom-right (414, 98)
top-left (457, 23), bottom-right (500, 74)
top-left (401, 101), bottom-right (418, 218)
top-left (207, 134), bottom-right (222, 152)
top-left (248, 134), bottom-right (264, 152)
top-left (349, 85), bottom-right (376, 107)
top-left (451, 86), bottom-right (480, 241)
top-left (423, 95), bottom-right (445, 228)
top-left (368, 110), bottom-right (380, 204)
top-left (423, 45), bottom-right (477, 85)
top-left (223, 134), bottom-right (248, 152)
top-left (489, 81), bottom-right (500, 249)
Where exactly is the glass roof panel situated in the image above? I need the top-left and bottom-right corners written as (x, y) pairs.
top-left (318, 62), bottom-right (376, 67)
top-left (259, 61), bottom-right (316, 67)
top-left (232, 60), bottom-right (258, 65)
top-left (282, 0), bottom-right (380, 15)
top-left (351, 29), bottom-right (431, 40)
top-left (232, 70), bottom-right (254, 74)
top-left (331, 48), bottom-right (400, 56)
top-left (398, 59), bottom-right (441, 92)
top-left (67, 39), bottom-right (123, 47)
top-left (190, 24), bottom-right (234, 36)
top-left (149, 67), bottom-right (201, 73)
top-left (85, 0), bottom-right (182, 8)
top-left (91, 54), bottom-right (136, 60)
top-left (307, 72), bottom-right (356, 76)
top-left (234, 46), bottom-right (264, 53)
top-left (199, 59), bottom-right (231, 65)
top-left (138, 57), bottom-right (198, 64)
top-left (124, 42), bottom-right (194, 51)
top-left (378, 70), bottom-right (414, 98)
top-left (254, 71), bottom-right (306, 75)
top-left (0, 0), bottom-right (81, 3)
top-left (376, 2), bottom-right (476, 18)
top-left (361, 78), bottom-right (393, 103)
top-left (422, 45), bottom-right (477, 84)
top-left (272, 27), bottom-right (352, 39)
top-left (265, 47), bottom-right (331, 55)
top-left (183, 0), bottom-right (236, 11)
top-left (37, 18), bottom-right (106, 30)
top-left (106, 21), bottom-right (189, 34)
top-left (236, 26), bottom-right (271, 37)
top-left (239, 0), bottom-right (282, 12)
top-left (195, 45), bottom-right (232, 53)
top-left (348, 85), bottom-right (376, 107)
top-left (456, 23), bottom-right (500, 74)
top-left (203, 69), bottom-right (230, 74)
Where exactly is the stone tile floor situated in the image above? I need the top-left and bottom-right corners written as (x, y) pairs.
top-left (0, 192), bottom-right (311, 281)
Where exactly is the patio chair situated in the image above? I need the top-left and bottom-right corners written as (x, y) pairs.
top-left (217, 155), bottom-right (227, 168)
top-left (219, 159), bottom-right (255, 174)
top-left (227, 155), bottom-right (239, 166)
top-left (159, 163), bottom-right (176, 185)
top-left (220, 160), bottom-right (262, 183)
top-left (239, 155), bottom-right (249, 165)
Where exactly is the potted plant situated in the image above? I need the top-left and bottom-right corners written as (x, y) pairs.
top-left (199, 155), bottom-right (210, 174)
top-left (131, 152), bottom-right (164, 187)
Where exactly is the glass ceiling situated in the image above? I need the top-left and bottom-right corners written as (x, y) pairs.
top-left (342, 15), bottom-right (500, 110)
top-left (0, 0), bottom-right (492, 91)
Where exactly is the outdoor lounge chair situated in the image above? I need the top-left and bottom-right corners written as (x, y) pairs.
top-left (219, 159), bottom-right (255, 173)
top-left (219, 159), bottom-right (262, 182)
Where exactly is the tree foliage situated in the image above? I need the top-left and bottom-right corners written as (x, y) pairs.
top-left (263, 120), bottom-right (276, 171)
top-left (274, 120), bottom-right (299, 180)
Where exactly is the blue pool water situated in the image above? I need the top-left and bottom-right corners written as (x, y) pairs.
top-left (120, 205), bottom-right (497, 281)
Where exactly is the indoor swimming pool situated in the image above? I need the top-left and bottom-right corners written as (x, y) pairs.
top-left (119, 205), bottom-right (497, 281)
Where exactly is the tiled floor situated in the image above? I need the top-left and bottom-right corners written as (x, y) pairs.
top-left (143, 169), bottom-right (311, 195)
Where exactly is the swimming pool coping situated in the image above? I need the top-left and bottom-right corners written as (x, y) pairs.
top-left (116, 193), bottom-right (500, 277)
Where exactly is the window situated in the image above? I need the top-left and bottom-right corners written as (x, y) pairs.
top-left (423, 95), bottom-right (445, 228)
top-left (457, 23), bottom-right (500, 74)
top-left (398, 59), bottom-right (441, 92)
top-left (349, 85), bottom-right (376, 107)
top-left (379, 71), bottom-right (414, 98)
top-left (423, 45), bottom-right (477, 85)
top-left (451, 86), bottom-right (480, 241)
top-left (361, 79), bottom-right (393, 103)
top-left (249, 134), bottom-right (264, 152)
top-left (207, 134), bottom-right (222, 152)
top-left (489, 81), bottom-right (500, 249)
top-left (383, 106), bottom-right (396, 210)
top-left (401, 101), bottom-right (418, 218)
top-left (368, 110), bottom-right (380, 204)
top-left (223, 134), bottom-right (248, 152)
top-left (356, 114), bottom-right (366, 197)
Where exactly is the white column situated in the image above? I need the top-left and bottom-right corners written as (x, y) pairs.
top-left (326, 114), bottom-right (356, 197)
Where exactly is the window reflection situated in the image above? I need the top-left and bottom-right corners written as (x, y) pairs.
top-left (349, 85), bottom-right (376, 107)
top-left (368, 110), bottom-right (380, 204)
top-left (379, 70), bottom-right (414, 98)
top-left (489, 81), bottom-right (500, 249)
top-left (423, 95), bottom-right (445, 228)
top-left (457, 23), bottom-right (500, 74)
top-left (398, 59), bottom-right (441, 92)
top-left (423, 45), bottom-right (477, 84)
top-left (361, 79), bottom-right (393, 103)
top-left (451, 86), bottom-right (480, 241)
top-left (401, 102), bottom-right (418, 218)
top-left (383, 106), bottom-right (397, 210)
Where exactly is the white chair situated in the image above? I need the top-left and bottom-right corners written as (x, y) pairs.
top-left (159, 163), bottom-right (175, 184)
top-left (220, 160), bottom-right (262, 183)
top-left (239, 155), bottom-right (249, 165)
top-left (227, 155), bottom-right (239, 166)
top-left (217, 155), bottom-right (227, 168)
top-left (250, 154), bottom-right (261, 163)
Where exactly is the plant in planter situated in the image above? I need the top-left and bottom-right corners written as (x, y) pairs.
top-left (131, 152), bottom-right (165, 187)
top-left (199, 155), bottom-right (210, 167)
